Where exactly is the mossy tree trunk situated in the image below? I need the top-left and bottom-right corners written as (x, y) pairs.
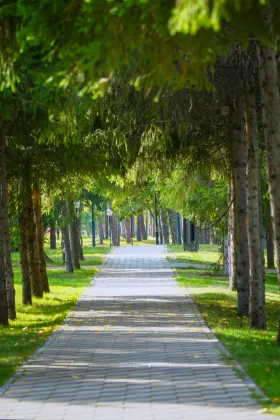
top-left (125, 218), bottom-right (131, 243)
top-left (50, 218), bottom-right (56, 250)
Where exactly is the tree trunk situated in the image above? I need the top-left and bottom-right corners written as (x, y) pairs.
top-left (140, 214), bottom-right (147, 240)
top-left (145, 212), bottom-right (149, 238)
top-left (104, 211), bottom-right (109, 239)
top-left (26, 186), bottom-right (43, 298)
top-left (224, 236), bottom-right (229, 276)
top-left (111, 215), bottom-right (119, 246)
top-left (0, 197), bottom-right (8, 325)
top-left (150, 212), bottom-right (155, 237)
top-left (259, 45), bottom-right (280, 280)
top-left (61, 201), bottom-right (73, 273)
top-left (231, 88), bottom-right (249, 317)
top-left (168, 209), bottom-right (177, 244)
top-left (136, 215), bottom-right (142, 241)
top-left (125, 218), bottom-right (131, 243)
top-left (266, 219), bottom-right (275, 269)
top-left (98, 219), bottom-right (104, 244)
top-left (245, 82), bottom-right (266, 329)
top-left (68, 201), bottom-right (81, 269)
top-left (19, 211), bottom-right (32, 305)
top-left (161, 209), bottom-right (169, 244)
top-left (0, 125), bottom-right (15, 319)
top-left (76, 206), bottom-right (85, 260)
top-left (33, 183), bottom-right (50, 293)
top-left (228, 177), bottom-right (237, 290)
top-left (50, 218), bottom-right (56, 249)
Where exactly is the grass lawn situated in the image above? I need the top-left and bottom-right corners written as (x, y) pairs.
top-left (170, 245), bottom-right (280, 415)
top-left (0, 242), bottom-right (110, 387)
top-left (168, 243), bottom-right (221, 265)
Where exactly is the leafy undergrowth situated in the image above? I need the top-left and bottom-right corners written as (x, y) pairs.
top-left (168, 243), bottom-right (221, 265)
top-left (0, 267), bottom-right (98, 387)
top-left (176, 267), bottom-right (280, 415)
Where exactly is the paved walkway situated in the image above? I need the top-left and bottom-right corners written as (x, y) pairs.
top-left (0, 246), bottom-right (272, 419)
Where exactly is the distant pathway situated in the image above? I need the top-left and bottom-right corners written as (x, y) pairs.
top-left (0, 246), bottom-right (273, 419)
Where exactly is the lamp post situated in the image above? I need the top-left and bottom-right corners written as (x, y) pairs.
top-left (106, 208), bottom-right (113, 246)
top-left (154, 193), bottom-right (159, 245)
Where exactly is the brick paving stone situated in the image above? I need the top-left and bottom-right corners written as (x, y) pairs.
top-left (0, 245), bottom-right (275, 419)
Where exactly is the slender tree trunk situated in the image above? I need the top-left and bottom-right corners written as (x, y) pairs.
top-left (145, 212), bottom-right (149, 238)
top-left (19, 211), bottom-right (32, 305)
top-left (168, 209), bottom-right (177, 245)
top-left (228, 177), bottom-right (237, 290)
top-left (33, 183), bottom-right (50, 293)
top-left (125, 218), bottom-right (131, 243)
top-left (61, 201), bottom-right (73, 273)
top-left (111, 215), bottom-right (119, 246)
top-left (266, 219), bottom-right (275, 269)
top-left (231, 88), bottom-right (249, 317)
top-left (0, 121), bottom-right (8, 323)
top-left (50, 218), bottom-right (56, 249)
top-left (160, 209), bottom-right (169, 244)
top-left (68, 200), bottom-right (81, 269)
top-left (56, 228), bottom-right (60, 241)
top-left (0, 195), bottom-right (8, 325)
top-left (140, 214), bottom-right (147, 240)
top-left (104, 211), bottom-right (109, 239)
top-left (245, 82), bottom-right (266, 329)
top-left (136, 215), bottom-right (142, 241)
top-left (224, 236), bottom-right (229, 276)
top-left (0, 125), bottom-right (15, 319)
top-left (98, 219), bottom-right (104, 244)
top-left (26, 186), bottom-right (43, 298)
top-left (150, 212), bottom-right (155, 237)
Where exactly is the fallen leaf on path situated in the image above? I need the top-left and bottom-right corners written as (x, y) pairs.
top-left (94, 330), bottom-right (101, 333)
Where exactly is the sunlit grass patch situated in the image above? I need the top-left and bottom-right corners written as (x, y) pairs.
top-left (175, 264), bottom-right (280, 415)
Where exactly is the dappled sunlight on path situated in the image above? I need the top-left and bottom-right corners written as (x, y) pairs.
top-left (0, 246), bottom-right (273, 419)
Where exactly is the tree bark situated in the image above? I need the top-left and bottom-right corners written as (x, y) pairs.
top-left (168, 209), bottom-right (177, 244)
top-left (26, 186), bottom-right (43, 298)
top-left (259, 45), bottom-right (280, 280)
top-left (231, 88), bottom-right (249, 316)
top-left (104, 211), bottom-right (109, 239)
top-left (0, 125), bottom-right (15, 319)
top-left (140, 213), bottom-right (147, 240)
top-left (33, 183), bottom-right (50, 293)
top-left (266, 217), bottom-right (275, 269)
top-left (245, 82), bottom-right (266, 329)
top-left (19, 211), bottom-right (32, 305)
top-left (98, 219), bottom-right (104, 244)
top-left (150, 212), bottom-right (155, 237)
top-left (61, 201), bottom-right (73, 273)
top-left (111, 215), bottom-right (119, 246)
top-left (136, 215), bottom-right (142, 241)
top-left (161, 209), bottom-right (169, 244)
top-left (125, 218), bottom-right (131, 243)
top-left (50, 218), bottom-right (56, 249)
top-left (0, 196), bottom-right (8, 325)
top-left (228, 177), bottom-right (237, 290)
top-left (68, 200), bottom-right (81, 269)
